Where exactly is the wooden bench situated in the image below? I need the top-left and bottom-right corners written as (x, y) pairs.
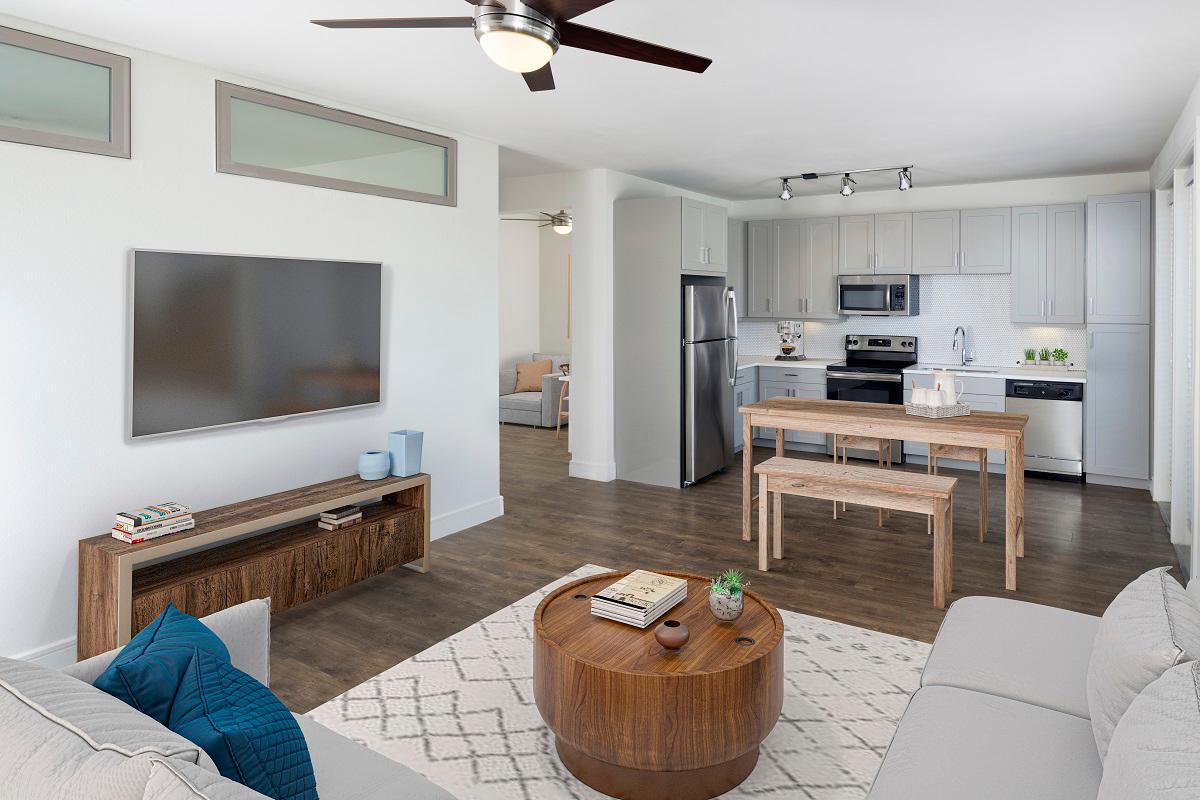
top-left (753, 456), bottom-right (959, 608)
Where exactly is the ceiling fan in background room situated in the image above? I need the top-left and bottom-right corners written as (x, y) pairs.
top-left (502, 210), bottom-right (574, 234)
top-left (311, 0), bottom-right (712, 92)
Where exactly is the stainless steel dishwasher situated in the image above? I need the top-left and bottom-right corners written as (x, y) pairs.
top-left (1004, 380), bottom-right (1085, 479)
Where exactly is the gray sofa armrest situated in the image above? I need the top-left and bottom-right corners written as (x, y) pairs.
top-left (540, 371), bottom-right (564, 427)
top-left (499, 368), bottom-right (517, 397)
top-left (61, 598), bottom-right (273, 687)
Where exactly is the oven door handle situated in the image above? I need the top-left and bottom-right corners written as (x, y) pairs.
top-left (825, 371), bottom-right (903, 382)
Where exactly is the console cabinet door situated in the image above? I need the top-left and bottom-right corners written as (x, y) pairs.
top-left (874, 212), bottom-right (912, 273)
top-left (1086, 323), bottom-right (1150, 478)
top-left (912, 210), bottom-right (960, 274)
top-left (838, 215), bottom-right (874, 275)
top-left (746, 221), bottom-right (776, 316)
top-left (1010, 206), bottom-right (1048, 323)
top-left (960, 207), bottom-right (1011, 274)
top-left (1046, 203), bottom-right (1086, 324)
top-left (1087, 193), bottom-right (1150, 324)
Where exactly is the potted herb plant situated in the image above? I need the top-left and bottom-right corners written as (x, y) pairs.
top-left (1038, 347), bottom-right (1051, 365)
top-left (1024, 348), bottom-right (1037, 366)
top-left (709, 569), bottom-right (745, 621)
top-left (1051, 347), bottom-right (1068, 367)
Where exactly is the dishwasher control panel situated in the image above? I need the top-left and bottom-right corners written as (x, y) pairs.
top-left (1005, 380), bottom-right (1084, 401)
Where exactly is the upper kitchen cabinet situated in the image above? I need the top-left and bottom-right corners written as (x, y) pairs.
top-left (960, 207), bottom-right (1011, 274)
top-left (1010, 206), bottom-right (1048, 322)
top-left (839, 213), bottom-right (912, 275)
top-left (682, 198), bottom-right (728, 274)
top-left (1086, 193), bottom-right (1151, 324)
top-left (911, 210), bottom-right (960, 274)
top-left (727, 220), bottom-right (747, 318)
top-left (804, 217), bottom-right (841, 318)
top-left (746, 220), bottom-right (776, 316)
top-left (1011, 204), bottom-right (1085, 324)
top-left (773, 219), bottom-right (805, 317)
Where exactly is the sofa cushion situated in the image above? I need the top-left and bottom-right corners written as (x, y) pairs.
top-left (94, 603), bottom-right (231, 725)
top-left (295, 714), bottom-right (456, 799)
top-left (1098, 660), bottom-right (1200, 799)
top-left (867, 686), bottom-right (1101, 800)
top-left (498, 391), bottom-right (542, 411)
top-left (515, 359), bottom-right (552, 392)
top-left (921, 596), bottom-right (1098, 719)
top-left (1086, 566), bottom-right (1200, 760)
top-left (143, 758), bottom-right (270, 799)
top-left (0, 656), bottom-right (216, 799)
top-left (499, 368), bottom-right (517, 397)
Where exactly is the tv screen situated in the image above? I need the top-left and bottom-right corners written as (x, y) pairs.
top-left (130, 250), bottom-right (381, 438)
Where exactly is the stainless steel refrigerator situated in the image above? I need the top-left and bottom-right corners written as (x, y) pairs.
top-left (682, 285), bottom-right (738, 485)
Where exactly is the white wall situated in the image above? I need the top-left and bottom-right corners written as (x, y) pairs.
top-left (0, 17), bottom-right (502, 663)
top-left (539, 226), bottom-right (571, 356)
top-left (498, 221), bottom-right (541, 368)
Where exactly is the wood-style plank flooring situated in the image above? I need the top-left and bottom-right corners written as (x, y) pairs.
top-left (271, 424), bottom-right (1179, 712)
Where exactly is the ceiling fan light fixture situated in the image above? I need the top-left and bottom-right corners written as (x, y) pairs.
top-left (474, 2), bottom-right (559, 73)
top-left (551, 211), bottom-right (573, 234)
top-left (778, 179), bottom-right (793, 201)
top-left (840, 174), bottom-right (856, 197)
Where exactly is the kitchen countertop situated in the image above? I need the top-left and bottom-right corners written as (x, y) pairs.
top-left (903, 362), bottom-right (1087, 383)
top-left (737, 355), bottom-right (838, 370)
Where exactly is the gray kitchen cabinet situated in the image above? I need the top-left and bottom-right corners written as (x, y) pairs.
top-left (1086, 193), bottom-right (1151, 324)
top-left (960, 207), bottom-right (1011, 274)
top-left (773, 219), bottom-right (805, 316)
top-left (804, 217), bottom-right (841, 317)
top-left (727, 219), bottom-right (747, 318)
top-left (733, 378), bottom-right (758, 453)
top-left (757, 381), bottom-right (826, 446)
top-left (838, 215), bottom-right (875, 275)
top-left (681, 198), bottom-right (728, 274)
top-left (874, 212), bottom-right (913, 273)
top-left (912, 210), bottom-right (960, 274)
top-left (1010, 204), bottom-right (1085, 324)
top-left (1086, 323), bottom-right (1150, 479)
top-left (746, 220), bottom-right (775, 316)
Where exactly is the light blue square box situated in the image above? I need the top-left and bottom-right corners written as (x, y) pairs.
top-left (388, 429), bottom-right (424, 477)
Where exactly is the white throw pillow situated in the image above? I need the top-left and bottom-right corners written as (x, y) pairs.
top-left (143, 759), bottom-right (270, 799)
top-left (1086, 567), bottom-right (1200, 760)
top-left (1098, 660), bottom-right (1200, 799)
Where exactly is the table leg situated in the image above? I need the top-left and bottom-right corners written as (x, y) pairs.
top-left (742, 415), bottom-right (753, 542)
top-left (947, 496), bottom-right (954, 593)
top-left (758, 474), bottom-right (769, 571)
top-left (772, 491), bottom-right (782, 560)
top-left (775, 428), bottom-right (784, 457)
top-left (933, 498), bottom-right (947, 609)
top-left (1016, 435), bottom-right (1025, 558)
top-left (1005, 438), bottom-right (1019, 591)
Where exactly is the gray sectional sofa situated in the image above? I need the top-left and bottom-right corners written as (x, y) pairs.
top-left (868, 570), bottom-right (1200, 799)
top-left (2, 599), bottom-right (454, 799)
top-left (499, 352), bottom-right (567, 427)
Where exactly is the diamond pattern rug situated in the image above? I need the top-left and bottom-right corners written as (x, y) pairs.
top-left (308, 565), bottom-right (930, 799)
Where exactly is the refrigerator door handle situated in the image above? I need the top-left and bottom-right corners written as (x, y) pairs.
top-left (725, 288), bottom-right (739, 386)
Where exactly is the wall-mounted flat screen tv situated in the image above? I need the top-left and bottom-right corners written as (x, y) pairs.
top-left (130, 250), bottom-right (382, 438)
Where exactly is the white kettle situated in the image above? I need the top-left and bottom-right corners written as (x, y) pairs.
top-left (933, 369), bottom-right (965, 405)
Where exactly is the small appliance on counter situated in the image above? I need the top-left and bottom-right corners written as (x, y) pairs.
top-left (775, 320), bottom-right (805, 361)
top-left (837, 274), bottom-right (919, 316)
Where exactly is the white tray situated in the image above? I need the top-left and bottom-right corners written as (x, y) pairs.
top-left (905, 402), bottom-right (971, 418)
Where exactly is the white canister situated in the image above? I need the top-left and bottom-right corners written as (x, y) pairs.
top-left (926, 391), bottom-right (944, 407)
top-left (912, 387), bottom-right (930, 405)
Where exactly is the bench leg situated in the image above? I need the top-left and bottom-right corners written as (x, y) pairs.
top-left (979, 451), bottom-right (988, 543)
top-left (758, 474), bottom-right (770, 572)
top-left (932, 498), bottom-right (947, 609)
top-left (772, 491), bottom-right (783, 560)
top-left (775, 428), bottom-right (784, 457)
top-left (927, 455), bottom-right (934, 535)
top-left (877, 448), bottom-right (885, 528)
top-left (831, 438), bottom-right (839, 520)
top-left (947, 495), bottom-right (954, 593)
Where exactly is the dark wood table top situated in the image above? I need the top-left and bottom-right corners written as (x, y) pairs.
top-left (534, 570), bottom-right (783, 676)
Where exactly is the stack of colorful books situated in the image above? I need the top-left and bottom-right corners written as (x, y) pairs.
top-left (112, 502), bottom-right (195, 544)
top-left (318, 505), bottom-right (362, 531)
top-left (590, 570), bottom-right (687, 628)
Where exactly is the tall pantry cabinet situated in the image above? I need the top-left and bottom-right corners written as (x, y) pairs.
top-left (1084, 192), bottom-right (1152, 482)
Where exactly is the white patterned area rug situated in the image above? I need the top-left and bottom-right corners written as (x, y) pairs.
top-left (309, 565), bottom-right (929, 800)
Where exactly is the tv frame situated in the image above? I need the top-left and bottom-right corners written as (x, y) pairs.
top-left (126, 248), bottom-right (384, 441)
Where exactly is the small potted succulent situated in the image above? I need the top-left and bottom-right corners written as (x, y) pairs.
top-left (1023, 348), bottom-right (1037, 366)
top-left (709, 569), bottom-right (746, 621)
top-left (1051, 347), bottom-right (1068, 367)
top-left (1038, 347), bottom-right (1051, 365)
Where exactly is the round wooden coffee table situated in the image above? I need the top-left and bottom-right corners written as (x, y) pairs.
top-left (533, 571), bottom-right (784, 800)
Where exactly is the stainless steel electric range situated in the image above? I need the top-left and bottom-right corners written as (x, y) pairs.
top-left (825, 334), bottom-right (918, 461)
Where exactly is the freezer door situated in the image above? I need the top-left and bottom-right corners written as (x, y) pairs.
top-left (684, 339), bottom-right (734, 484)
top-left (683, 285), bottom-right (730, 343)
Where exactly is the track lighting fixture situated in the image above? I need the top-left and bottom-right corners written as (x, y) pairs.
top-left (774, 165), bottom-right (913, 199)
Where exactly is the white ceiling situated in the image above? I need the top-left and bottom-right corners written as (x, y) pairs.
top-left (4, 0), bottom-right (1200, 199)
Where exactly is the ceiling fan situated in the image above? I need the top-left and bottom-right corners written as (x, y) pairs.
top-left (502, 209), bottom-right (573, 234)
top-left (311, 0), bottom-right (712, 92)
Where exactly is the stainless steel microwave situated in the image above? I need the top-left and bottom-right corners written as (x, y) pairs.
top-left (837, 274), bottom-right (920, 316)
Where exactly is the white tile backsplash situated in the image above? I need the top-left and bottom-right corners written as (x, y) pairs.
top-left (738, 274), bottom-right (1087, 368)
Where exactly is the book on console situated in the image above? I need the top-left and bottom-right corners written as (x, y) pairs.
top-left (320, 505), bottom-right (362, 522)
top-left (115, 501), bottom-right (192, 529)
top-left (114, 513), bottom-right (195, 535)
top-left (111, 517), bottom-right (195, 544)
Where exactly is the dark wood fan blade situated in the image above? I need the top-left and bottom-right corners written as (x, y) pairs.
top-left (311, 17), bottom-right (475, 29)
top-left (558, 22), bottom-right (711, 73)
top-left (522, 63), bottom-right (556, 92)
top-left (463, 0), bottom-right (506, 6)
top-left (523, 0), bottom-right (614, 21)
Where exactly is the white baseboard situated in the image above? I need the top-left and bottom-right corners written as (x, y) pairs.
top-left (431, 495), bottom-right (504, 540)
top-left (1087, 474), bottom-right (1152, 490)
top-left (569, 459), bottom-right (617, 482)
top-left (12, 636), bottom-right (76, 669)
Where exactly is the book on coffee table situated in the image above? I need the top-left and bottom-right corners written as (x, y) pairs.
top-left (590, 570), bottom-right (687, 628)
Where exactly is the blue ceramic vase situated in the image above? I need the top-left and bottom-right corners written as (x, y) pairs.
top-left (388, 430), bottom-right (424, 477)
top-left (357, 450), bottom-right (391, 480)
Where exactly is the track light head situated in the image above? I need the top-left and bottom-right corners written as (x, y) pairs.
top-left (840, 174), bottom-right (856, 197)
top-left (898, 168), bottom-right (912, 191)
top-left (778, 179), bottom-right (793, 201)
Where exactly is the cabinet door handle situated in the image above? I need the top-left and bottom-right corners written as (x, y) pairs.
top-left (1049, 298), bottom-right (1054, 316)
top-left (1041, 299), bottom-right (1045, 318)
top-left (766, 297), bottom-right (771, 312)
top-left (1089, 332), bottom-right (1094, 349)
top-left (1089, 297), bottom-right (1094, 315)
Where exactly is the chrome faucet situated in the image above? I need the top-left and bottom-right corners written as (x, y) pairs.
top-left (952, 326), bottom-right (972, 366)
